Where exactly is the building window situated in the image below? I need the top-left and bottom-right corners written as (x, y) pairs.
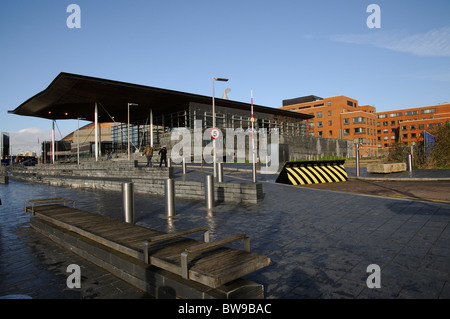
top-left (402, 134), bottom-right (408, 139)
top-left (347, 101), bottom-right (354, 107)
top-left (402, 126), bottom-right (408, 131)
top-left (318, 131), bottom-right (323, 137)
top-left (344, 129), bottom-right (350, 135)
top-left (377, 114), bottom-right (387, 119)
top-left (377, 129), bottom-right (381, 134)
top-left (419, 124), bottom-right (424, 130)
top-left (377, 122), bottom-right (381, 127)
top-left (427, 124), bottom-right (433, 129)
top-left (405, 110), bottom-right (419, 116)
top-left (329, 130), bottom-right (333, 136)
top-left (410, 125), bottom-right (416, 130)
top-left (328, 120), bottom-right (332, 126)
top-left (327, 101), bottom-right (331, 106)
top-left (328, 110), bottom-right (332, 116)
top-left (390, 121), bottom-right (395, 125)
top-left (389, 112), bottom-right (402, 117)
top-left (422, 108), bottom-right (435, 114)
top-left (309, 122), bottom-right (315, 129)
top-left (383, 121), bottom-right (388, 126)
top-left (354, 127), bottom-right (366, 134)
top-left (353, 117), bottom-right (365, 124)
top-left (384, 136), bottom-right (388, 140)
top-left (391, 135), bottom-right (396, 140)
top-left (344, 118), bottom-right (350, 125)
top-left (391, 128), bottom-right (396, 133)
top-left (317, 111), bottom-right (322, 118)
top-left (411, 133), bottom-right (416, 138)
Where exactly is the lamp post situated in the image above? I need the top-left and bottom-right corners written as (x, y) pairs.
top-left (212, 77), bottom-right (228, 178)
top-left (128, 103), bottom-right (138, 161)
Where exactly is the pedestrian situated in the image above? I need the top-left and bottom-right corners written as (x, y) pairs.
top-left (143, 144), bottom-right (154, 167)
top-left (159, 145), bottom-right (167, 167)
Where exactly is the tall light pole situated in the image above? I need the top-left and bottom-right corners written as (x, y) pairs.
top-left (128, 103), bottom-right (138, 161)
top-left (212, 77), bottom-right (228, 178)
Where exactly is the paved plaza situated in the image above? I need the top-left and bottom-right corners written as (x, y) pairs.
top-left (1, 164), bottom-right (450, 299)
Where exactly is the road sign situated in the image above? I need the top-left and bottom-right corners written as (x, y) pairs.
top-left (210, 128), bottom-right (220, 140)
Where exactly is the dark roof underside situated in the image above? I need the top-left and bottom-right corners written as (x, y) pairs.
top-left (8, 72), bottom-right (313, 124)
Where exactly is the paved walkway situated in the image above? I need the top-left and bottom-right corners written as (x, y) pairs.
top-left (1, 164), bottom-right (450, 299)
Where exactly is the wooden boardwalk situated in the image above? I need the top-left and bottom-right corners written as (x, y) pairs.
top-left (25, 200), bottom-right (270, 289)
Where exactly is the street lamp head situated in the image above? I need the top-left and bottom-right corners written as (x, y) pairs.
top-left (128, 103), bottom-right (139, 106)
top-left (214, 77), bottom-right (229, 82)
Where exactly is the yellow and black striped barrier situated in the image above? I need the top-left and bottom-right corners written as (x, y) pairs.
top-left (275, 160), bottom-right (348, 186)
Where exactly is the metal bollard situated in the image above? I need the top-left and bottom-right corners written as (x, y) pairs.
top-left (122, 182), bottom-right (135, 224)
top-left (407, 154), bottom-right (413, 172)
top-left (165, 178), bottom-right (176, 217)
top-left (205, 175), bottom-right (215, 209)
top-left (182, 158), bottom-right (187, 175)
top-left (217, 162), bottom-right (223, 183)
top-left (355, 144), bottom-right (360, 177)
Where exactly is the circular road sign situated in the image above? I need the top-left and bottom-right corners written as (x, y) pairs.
top-left (210, 128), bottom-right (220, 140)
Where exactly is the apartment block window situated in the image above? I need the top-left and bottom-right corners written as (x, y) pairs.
top-left (422, 108), bottom-right (435, 114)
top-left (317, 121), bottom-right (323, 128)
top-left (309, 122), bottom-right (315, 129)
top-left (402, 134), bottom-right (408, 139)
top-left (344, 129), bottom-right (350, 135)
top-left (389, 112), bottom-right (402, 117)
top-left (402, 126), bottom-right (408, 131)
top-left (344, 118), bottom-right (350, 125)
top-left (328, 110), bottom-right (332, 116)
top-left (411, 133), bottom-right (416, 138)
top-left (354, 127), bottom-right (366, 134)
top-left (419, 124), bottom-right (424, 130)
top-left (377, 136), bottom-right (381, 141)
top-left (390, 121), bottom-right (395, 125)
top-left (353, 117), bottom-right (365, 124)
top-left (427, 124), bottom-right (433, 129)
top-left (410, 125), bottom-right (416, 130)
top-left (377, 129), bottom-right (381, 134)
top-left (377, 114), bottom-right (387, 119)
top-left (391, 128), bottom-right (396, 133)
top-left (318, 131), bottom-right (323, 137)
top-left (327, 101), bottom-right (331, 106)
top-left (347, 101), bottom-right (354, 107)
top-left (383, 121), bottom-right (388, 126)
top-left (377, 122), bottom-right (381, 127)
top-left (383, 129), bottom-right (388, 133)
top-left (328, 120), bottom-right (332, 126)
top-left (317, 111), bottom-right (322, 118)
top-left (384, 136), bottom-right (388, 140)
top-left (405, 110), bottom-right (419, 116)
top-left (329, 130), bottom-right (333, 136)
top-left (391, 136), bottom-right (396, 140)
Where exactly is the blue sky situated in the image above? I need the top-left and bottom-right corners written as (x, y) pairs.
top-left (1, 0), bottom-right (449, 153)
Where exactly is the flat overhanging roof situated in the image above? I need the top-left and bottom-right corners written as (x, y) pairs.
top-left (8, 72), bottom-right (313, 124)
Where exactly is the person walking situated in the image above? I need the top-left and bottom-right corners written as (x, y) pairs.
top-left (143, 144), bottom-right (154, 167)
top-left (159, 145), bottom-right (168, 167)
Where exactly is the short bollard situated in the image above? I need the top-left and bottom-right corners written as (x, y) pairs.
top-left (205, 175), bottom-right (215, 209)
top-left (122, 182), bottom-right (135, 224)
top-left (407, 154), bottom-right (413, 172)
top-left (217, 162), bottom-right (223, 183)
top-left (165, 178), bottom-right (176, 217)
top-left (182, 158), bottom-right (187, 175)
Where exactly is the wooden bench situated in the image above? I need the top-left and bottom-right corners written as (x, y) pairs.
top-left (24, 199), bottom-right (270, 289)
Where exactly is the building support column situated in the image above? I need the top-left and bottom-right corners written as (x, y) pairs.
top-left (51, 120), bottom-right (55, 164)
top-left (94, 102), bottom-right (98, 161)
top-left (150, 108), bottom-right (153, 147)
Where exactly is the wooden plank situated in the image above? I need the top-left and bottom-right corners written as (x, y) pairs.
top-left (29, 204), bottom-right (270, 288)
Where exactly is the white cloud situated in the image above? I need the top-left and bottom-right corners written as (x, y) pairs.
top-left (332, 26), bottom-right (450, 57)
top-left (8, 128), bottom-right (69, 155)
